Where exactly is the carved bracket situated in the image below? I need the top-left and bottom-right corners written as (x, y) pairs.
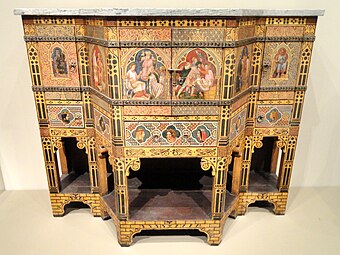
top-left (201, 157), bottom-right (217, 176)
top-left (125, 158), bottom-right (141, 176)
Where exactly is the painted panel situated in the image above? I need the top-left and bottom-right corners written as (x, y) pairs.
top-left (89, 44), bottom-right (108, 95)
top-left (47, 105), bottom-right (84, 128)
top-left (118, 28), bottom-right (171, 41)
top-left (172, 48), bottom-right (222, 100)
top-left (124, 121), bottom-right (218, 147)
top-left (261, 42), bottom-right (301, 86)
top-left (234, 44), bottom-right (253, 96)
top-left (230, 108), bottom-right (247, 141)
top-left (120, 48), bottom-right (171, 100)
top-left (255, 105), bottom-right (292, 127)
top-left (94, 108), bottom-right (111, 141)
top-left (123, 106), bottom-right (171, 116)
top-left (38, 42), bottom-right (79, 86)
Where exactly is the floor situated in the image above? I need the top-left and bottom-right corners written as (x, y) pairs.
top-left (0, 188), bottom-right (339, 255)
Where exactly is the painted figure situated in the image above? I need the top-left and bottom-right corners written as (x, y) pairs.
top-left (58, 109), bottom-right (73, 124)
top-left (52, 47), bottom-right (68, 77)
top-left (165, 129), bottom-right (177, 144)
top-left (235, 46), bottom-right (250, 93)
top-left (124, 49), bottom-right (167, 100)
top-left (125, 63), bottom-right (148, 99)
top-left (92, 46), bottom-right (105, 92)
top-left (99, 116), bottom-right (106, 132)
top-left (174, 49), bottom-right (217, 99)
top-left (135, 127), bottom-right (146, 143)
top-left (197, 129), bottom-right (208, 143)
top-left (272, 47), bottom-right (288, 78)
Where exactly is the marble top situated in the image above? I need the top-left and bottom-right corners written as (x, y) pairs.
top-left (14, 8), bottom-right (324, 17)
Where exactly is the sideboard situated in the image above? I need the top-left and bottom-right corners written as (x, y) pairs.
top-left (15, 8), bottom-right (324, 246)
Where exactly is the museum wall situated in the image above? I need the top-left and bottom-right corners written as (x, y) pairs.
top-left (0, 0), bottom-right (339, 190)
top-left (0, 167), bottom-right (4, 190)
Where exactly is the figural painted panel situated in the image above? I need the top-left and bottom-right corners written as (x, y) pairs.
top-left (261, 42), bottom-right (301, 86)
top-left (234, 44), bottom-right (253, 96)
top-left (120, 48), bottom-right (171, 100)
top-left (38, 42), bottom-right (79, 86)
top-left (172, 48), bottom-right (222, 100)
top-left (89, 44), bottom-right (108, 95)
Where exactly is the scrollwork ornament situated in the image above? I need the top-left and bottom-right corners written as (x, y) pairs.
top-left (252, 136), bottom-right (263, 152)
top-left (277, 135), bottom-right (289, 152)
top-left (125, 158), bottom-right (141, 176)
top-left (200, 157), bottom-right (217, 176)
top-left (50, 137), bottom-right (62, 153)
top-left (76, 137), bottom-right (89, 154)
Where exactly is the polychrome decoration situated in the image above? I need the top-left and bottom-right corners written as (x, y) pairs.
top-left (122, 48), bottom-right (170, 100)
top-left (173, 48), bottom-right (221, 100)
top-left (18, 9), bottom-right (321, 247)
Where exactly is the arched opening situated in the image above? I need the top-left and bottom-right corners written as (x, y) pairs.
top-left (133, 229), bottom-right (207, 243)
top-left (249, 137), bottom-right (282, 192)
top-left (55, 137), bottom-right (91, 193)
top-left (63, 201), bottom-right (91, 215)
top-left (248, 200), bottom-right (275, 213)
top-left (127, 158), bottom-right (213, 221)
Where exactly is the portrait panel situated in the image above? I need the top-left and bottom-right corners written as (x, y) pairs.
top-left (124, 121), bottom-right (218, 147)
top-left (47, 105), bottom-right (84, 128)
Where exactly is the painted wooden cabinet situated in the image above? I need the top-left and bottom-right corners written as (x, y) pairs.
top-left (15, 8), bottom-right (324, 246)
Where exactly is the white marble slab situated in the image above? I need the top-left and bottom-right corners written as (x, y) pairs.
top-left (13, 8), bottom-right (324, 17)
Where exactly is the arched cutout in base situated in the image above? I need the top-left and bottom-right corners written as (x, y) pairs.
top-left (133, 229), bottom-right (207, 243)
top-left (248, 200), bottom-right (275, 213)
top-left (63, 201), bottom-right (91, 215)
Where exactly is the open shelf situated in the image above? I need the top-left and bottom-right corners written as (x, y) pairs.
top-left (102, 189), bottom-right (237, 221)
top-left (60, 172), bottom-right (91, 193)
top-left (248, 171), bottom-right (278, 193)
